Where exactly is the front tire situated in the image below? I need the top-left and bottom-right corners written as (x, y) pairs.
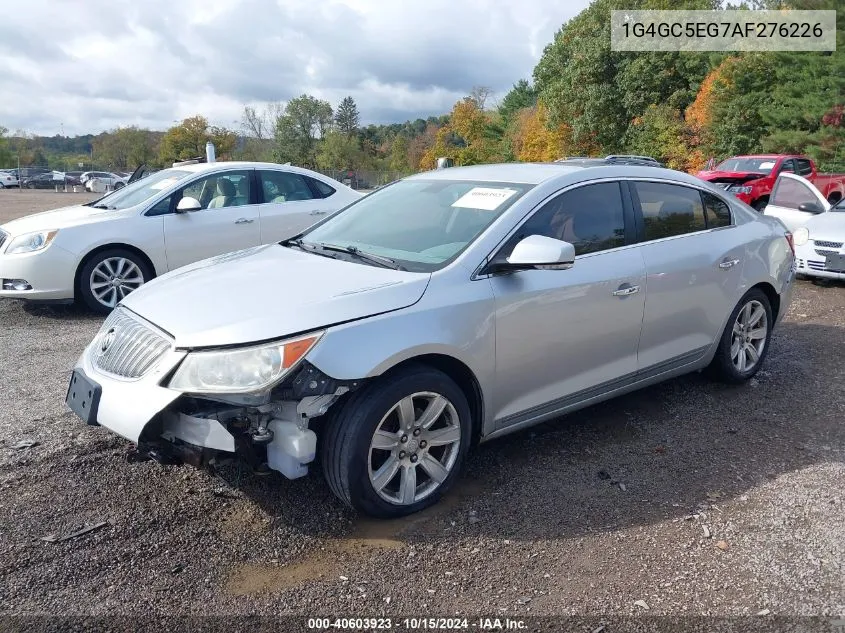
top-left (78, 248), bottom-right (152, 314)
top-left (706, 289), bottom-right (773, 384)
top-left (751, 199), bottom-right (768, 212)
top-left (321, 364), bottom-right (472, 518)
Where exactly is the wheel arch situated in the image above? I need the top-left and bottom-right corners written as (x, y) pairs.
top-left (378, 353), bottom-right (485, 445)
top-left (74, 243), bottom-right (157, 298)
top-left (749, 280), bottom-right (781, 323)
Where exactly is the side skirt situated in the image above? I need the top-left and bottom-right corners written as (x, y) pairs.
top-left (483, 346), bottom-right (710, 442)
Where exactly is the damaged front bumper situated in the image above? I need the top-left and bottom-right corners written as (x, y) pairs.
top-left (67, 342), bottom-right (362, 478)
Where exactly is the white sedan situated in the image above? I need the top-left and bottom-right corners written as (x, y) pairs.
top-left (0, 171), bottom-right (19, 188)
top-left (764, 172), bottom-right (845, 281)
top-left (83, 172), bottom-right (128, 192)
top-left (0, 161), bottom-right (361, 312)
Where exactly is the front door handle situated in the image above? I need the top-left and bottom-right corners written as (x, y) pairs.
top-left (719, 258), bottom-right (740, 269)
top-left (234, 218), bottom-right (254, 224)
top-left (612, 284), bottom-right (640, 297)
top-left (309, 209), bottom-right (329, 216)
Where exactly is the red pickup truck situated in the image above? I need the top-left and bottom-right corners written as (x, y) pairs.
top-left (697, 154), bottom-right (845, 211)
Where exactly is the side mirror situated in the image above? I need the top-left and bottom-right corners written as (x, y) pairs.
top-left (798, 201), bottom-right (824, 214)
top-left (490, 235), bottom-right (576, 273)
top-left (176, 196), bottom-right (202, 213)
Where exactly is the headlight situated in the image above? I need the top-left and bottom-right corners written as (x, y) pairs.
top-left (727, 185), bottom-right (752, 195)
top-left (5, 230), bottom-right (59, 254)
top-left (793, 227), bottom-right (810, 246)
top-left (168, 331), bottom-right (323, 394)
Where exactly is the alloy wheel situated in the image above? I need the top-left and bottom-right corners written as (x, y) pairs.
top-left (89, 257), bottom-right (144, 309)
top-left (730, 299), bottom-right (768, 372)
top-left (368, 391), bottom-right (462, 505)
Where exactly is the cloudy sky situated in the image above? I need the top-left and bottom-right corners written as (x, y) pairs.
top-left (0, 0), bottom-right (589, 136)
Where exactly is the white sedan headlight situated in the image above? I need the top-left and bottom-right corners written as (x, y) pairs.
top-left (793, 227), bottom-right (810, 246)
top-left (5, 230), bottom-right (59, 254)
top-left (168, 332), bottom-right (323, 394)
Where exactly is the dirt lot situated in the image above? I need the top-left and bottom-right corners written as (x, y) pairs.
top-left (0, 190), bottom-right (98, 225)
top-left (0, 195), bottom-right (843, 627)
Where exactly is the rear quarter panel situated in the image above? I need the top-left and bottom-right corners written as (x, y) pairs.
top-left (736, 210), bottom-right (794, 325)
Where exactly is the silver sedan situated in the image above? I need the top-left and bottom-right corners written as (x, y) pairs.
top-left (67, 161), bottom-right (796, 517)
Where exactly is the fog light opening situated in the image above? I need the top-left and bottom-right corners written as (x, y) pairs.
top-left (2, 279), bottom-right (32, 291)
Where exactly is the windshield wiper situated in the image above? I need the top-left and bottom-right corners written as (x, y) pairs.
top-left (315, 243), bottom-right (405, 270)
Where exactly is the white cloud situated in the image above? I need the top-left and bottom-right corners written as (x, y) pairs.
top-left (0, 0), bottom-right (588, 135)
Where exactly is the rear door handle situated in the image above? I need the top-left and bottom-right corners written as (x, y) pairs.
top-left (719, 258), bottom-right (740, 269)
top-left (612, 284), bottom-right (640, 297)
top-left (234, 218), bottom-right (254, 224)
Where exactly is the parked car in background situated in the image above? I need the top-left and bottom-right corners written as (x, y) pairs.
top-left (697, 154), bottom-right (845, 211)
top-left (0, 162), bottom-right (360, 311)
top-left (63, 171), bottom-right (84, 186)
top-left (84, 172), bottom-right (128, 191)
top-left (22, 172), bottom-right (65, 189)
top-left (763, 173), bottom-right (845, 282)
top-left (18, 167), bottom-right (51, 179)
top-left (764, 172), bottom-right (833, 231)
top-left (0, 171), bottom-right (19, 188)
top-left (64, 162), bottom-right (795, 517)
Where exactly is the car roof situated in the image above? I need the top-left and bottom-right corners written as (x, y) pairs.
top-left (405, 163), bottom-right (586, 185)
top-left (404, 162), bottom-right (701, 187)
top-left (730, 154), bottom-right (795, 159)
top-left (171, 161), bottom-right (315, 174)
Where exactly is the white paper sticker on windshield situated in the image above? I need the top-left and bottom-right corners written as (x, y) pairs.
top-left (149, 178), bottom-right (179, 190)
top-left (451, 187), bottom-right (518, 211)
top-left (758, 161), bottom-right (775, 170)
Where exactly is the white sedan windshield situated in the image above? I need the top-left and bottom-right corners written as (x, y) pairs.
top-left (301, 179), bottom-right (533, 272)
top-left (88, 169), bottom-right (192, 210)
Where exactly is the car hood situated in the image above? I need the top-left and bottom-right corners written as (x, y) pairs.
top-left (0, 203), bottom-right (132, 234)
top-left (697, 170), bottom-right (768, 185)
top-left (121, 244), bottom-right (431, 348)
top-left (806, 212), bottom-right (845, 237)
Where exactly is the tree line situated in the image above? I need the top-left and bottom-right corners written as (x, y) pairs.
top-left (1, 0), bottom-right (841, 175)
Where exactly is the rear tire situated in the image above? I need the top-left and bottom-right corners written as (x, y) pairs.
top-left (321, 364), bottom-right (472, 518)
top-left (706, 289), bottom-right (773, 384)
top-left (752, 199), bottom-right (768, 212)
top-left (78, 248), bottom-right (152, 314)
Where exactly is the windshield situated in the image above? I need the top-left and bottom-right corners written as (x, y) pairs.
top-left (714, 158), bottom-right (776, 174)
top-left (86, 169), bottom-right (191, 210)
top-left (300, 179), bottom-right (533, 272)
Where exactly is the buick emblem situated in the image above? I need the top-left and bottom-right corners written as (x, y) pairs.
top-left (101, 328), bottom-right (116, 353)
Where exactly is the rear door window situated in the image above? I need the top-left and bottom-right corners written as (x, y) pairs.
top-left (632, 182), bottom-right (706, 240)
top-left (795, 159), bottom-right (813, 176)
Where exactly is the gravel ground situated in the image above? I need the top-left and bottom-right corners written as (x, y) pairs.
top-left (0, 195), bottom-right (843, 625)
top-left (0, 190), bottom-right (98, 224)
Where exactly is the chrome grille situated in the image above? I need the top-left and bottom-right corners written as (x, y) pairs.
top-left (814, 240), bottom-right (843, 249)
top-left (815, 249), bottom-right (838, 257)
top-left (91, 308), bottom-right (171, 379)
